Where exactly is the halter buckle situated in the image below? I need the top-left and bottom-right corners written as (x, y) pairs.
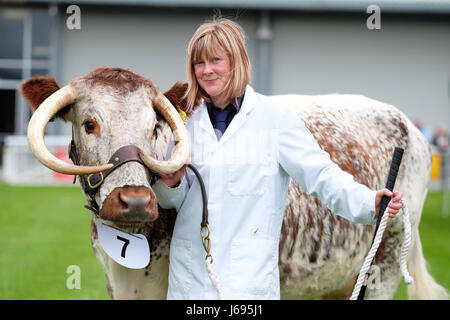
top-left (200, 224), bottom-right (212, 259)
top-left (87, 172), bottom-right (104, 189)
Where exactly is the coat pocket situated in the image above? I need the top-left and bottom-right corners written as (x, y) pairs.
top-left (227, 164), bottom-right (268, 196)
top-left (230, 238), bottom-right (278, 298)
top-left (168, 238), bottom-right (192, 298)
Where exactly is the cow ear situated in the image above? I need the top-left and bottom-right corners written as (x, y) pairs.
top-left (163, 81), bottom-right (202, 117)
top-left (163, 81), bottom-right (188, 112)
top-left (20, 76), bottom-right (71, 121)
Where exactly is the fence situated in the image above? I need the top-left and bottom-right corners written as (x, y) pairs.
top-left (2, 135), bottom-right (74, 185)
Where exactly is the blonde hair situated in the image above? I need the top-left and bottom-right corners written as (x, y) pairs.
top-left (184, 18), bottom-right (251, 112)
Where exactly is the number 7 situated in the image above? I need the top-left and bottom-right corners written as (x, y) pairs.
top-left (116, 236), bottom-right (130, 258)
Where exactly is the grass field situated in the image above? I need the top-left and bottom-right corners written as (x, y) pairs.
top-left (0, 184), bottom-right (448, 300)
top-left (0, 185), bottom-right (108, 299)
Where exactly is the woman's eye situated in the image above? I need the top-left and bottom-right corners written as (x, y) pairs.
top-left (213, 57), bottom-right (221, 62)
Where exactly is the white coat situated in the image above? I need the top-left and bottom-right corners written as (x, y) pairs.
top-left (153, 85), bottom-right (376, 300)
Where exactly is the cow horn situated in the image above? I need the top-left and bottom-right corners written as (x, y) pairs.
top-left (27, 84), bottom-right (113, 175)
top-left (139, 91), bottom-right (190, 174)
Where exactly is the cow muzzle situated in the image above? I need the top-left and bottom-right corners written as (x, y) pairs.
top-left (99, 186), bottom-right (158, 227)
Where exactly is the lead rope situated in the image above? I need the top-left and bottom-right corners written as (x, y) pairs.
top-left (177, 107), bottom-right (225, 300)
top-left (205, 253), bottom-right (224, 299)
top-left (399, 199), bottom-right (414, 284)
top-left (201, 224), bottom-right (224, 299)
top-left (350, 199), bottom-right (413, 300)
top-left (186, 162), bottom-right (224, 300)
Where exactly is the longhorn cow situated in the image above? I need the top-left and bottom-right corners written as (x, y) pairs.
top-left (22, 67), bottom-right (447, 299)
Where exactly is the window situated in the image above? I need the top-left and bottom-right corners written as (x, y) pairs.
top-left (0, 5), bottom-right (56, 165)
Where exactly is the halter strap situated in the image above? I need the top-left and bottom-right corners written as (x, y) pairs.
top-left (68, 139), bottom-right (158, 215)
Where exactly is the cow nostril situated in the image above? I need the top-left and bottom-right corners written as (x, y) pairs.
top-left (118, 192), bottom-right (129, 210)
top-left (119, 192), bottom-right (151, 213)
top-left (100, 187), bottom-right (157, 224)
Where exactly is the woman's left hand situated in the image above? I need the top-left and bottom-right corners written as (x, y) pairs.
top-left (375, 189), bottom-right (403, 218)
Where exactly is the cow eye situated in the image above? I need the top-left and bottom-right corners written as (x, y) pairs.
top-left (82, 119), bottom-right (99, 134)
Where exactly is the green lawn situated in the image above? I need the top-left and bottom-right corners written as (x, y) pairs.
top-left (0, 185), bottom-right (108, 299)
top-left (394, 190), bottom-right (450, 299)
top-left (0, 185), bottom-right (448, 300)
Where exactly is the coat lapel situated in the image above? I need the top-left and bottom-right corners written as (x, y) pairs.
top-left (197, 102), bottom-right (217, 139)
top-left (218, 85), bottom-right (256, 146)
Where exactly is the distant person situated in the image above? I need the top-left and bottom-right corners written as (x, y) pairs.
top-left (433, 126), bottom-right (449, 189)
top-left (414, 119), bottom-right (433, 143)
top-left (433, 126), bottom-right (449, 153)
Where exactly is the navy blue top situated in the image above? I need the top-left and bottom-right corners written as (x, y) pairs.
top-left (206, 93), bottom-right (245, 134)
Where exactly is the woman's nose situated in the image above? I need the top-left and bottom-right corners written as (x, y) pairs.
top-left (203, 62), bottom-right (213, 74)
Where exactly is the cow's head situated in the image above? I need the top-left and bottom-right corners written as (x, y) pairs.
top-left (21, 67), bottom-right (191, 229)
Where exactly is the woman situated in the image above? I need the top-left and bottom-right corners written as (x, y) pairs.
top-left (152, 18), bottom-right (403, 300)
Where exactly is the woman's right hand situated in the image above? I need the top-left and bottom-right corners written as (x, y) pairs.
top-left (158, 161), bottom-right (190, 188)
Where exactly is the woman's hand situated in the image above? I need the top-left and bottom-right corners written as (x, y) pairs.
top-left (158, 161), bottom-right (190, 188)
top-left (375, 189), bottom-right (403, 218)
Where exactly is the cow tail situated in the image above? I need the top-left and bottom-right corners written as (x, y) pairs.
top-left (407, 228), bottom-right (448, 299)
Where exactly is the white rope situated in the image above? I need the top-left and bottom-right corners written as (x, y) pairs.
top-left (399, 199), bottom-right (413, 284)
top-left (350, 199), bottom-right (413, 300)
top-left (205, 199), bottom-right (413, 300)
top-left (350, 204), bottom-right (390, 300)
top-left (205, 258), bottom-right (224, 299)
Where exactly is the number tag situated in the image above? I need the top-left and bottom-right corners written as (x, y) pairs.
top-left (96, 219), bottom-right (150, 269)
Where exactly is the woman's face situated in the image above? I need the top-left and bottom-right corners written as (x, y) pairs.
top-left (194, 49), bottom-right (232, 106)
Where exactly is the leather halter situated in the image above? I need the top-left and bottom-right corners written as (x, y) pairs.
top-left (68, 139), bottom-right (158, 215)
top-left (68, 134), bottom-right (211, 262)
